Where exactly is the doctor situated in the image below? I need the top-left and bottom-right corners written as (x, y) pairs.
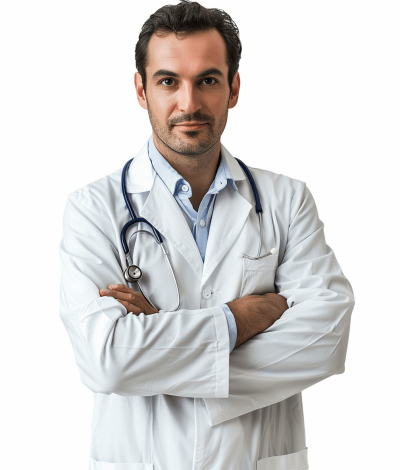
top-left (59, 1), bottom-right (355, 469)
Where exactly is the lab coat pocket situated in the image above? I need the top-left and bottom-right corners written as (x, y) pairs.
top-left (90, 459), bottom-right (153, 470)
top-left (240, 254), bottom-right (278, 297)
top-left (256, 448), bottom-right (308, 470)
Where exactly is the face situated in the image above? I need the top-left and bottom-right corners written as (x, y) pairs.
top-left (135, 29), bottom-right (240, 156)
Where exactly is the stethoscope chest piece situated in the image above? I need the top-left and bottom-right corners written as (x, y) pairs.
top-left (124, 265), bottom-right (142, 283)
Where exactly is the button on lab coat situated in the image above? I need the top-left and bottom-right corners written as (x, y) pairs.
top-left (59, 141), bottom-right (354, 470)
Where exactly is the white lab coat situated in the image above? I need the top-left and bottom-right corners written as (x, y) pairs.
top-left (59, 141), bottom-right (354, 470)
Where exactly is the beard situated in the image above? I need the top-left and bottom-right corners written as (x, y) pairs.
top-left (147, 101), bottom-right (229, 156)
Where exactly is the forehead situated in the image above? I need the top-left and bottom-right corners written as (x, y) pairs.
top-left (146, 29), bottom-right (228, 76)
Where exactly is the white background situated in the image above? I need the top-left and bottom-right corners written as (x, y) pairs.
top-left (0, 1), bottom-right (399, 468)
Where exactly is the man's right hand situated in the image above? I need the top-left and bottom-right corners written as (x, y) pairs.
top-left (99, 284), bottom-right (159, 315)
top-left (227, 293), bottom-right (288, 349)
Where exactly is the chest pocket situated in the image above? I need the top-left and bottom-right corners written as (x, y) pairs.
top-left (240, 254), bottom-right (278, 297)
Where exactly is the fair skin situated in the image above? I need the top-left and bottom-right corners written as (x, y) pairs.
top-left (100, 29), bottom-right (288, 348)
top-left (136, 29), bottom-right (239, 210)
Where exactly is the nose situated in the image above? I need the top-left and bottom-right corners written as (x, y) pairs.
top-left (177, 82), bottom-right (202, 115)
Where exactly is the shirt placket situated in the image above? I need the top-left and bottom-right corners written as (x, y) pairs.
top-left (194, 194), bottom-right (214, 260)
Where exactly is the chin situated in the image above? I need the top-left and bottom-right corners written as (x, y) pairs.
top-left (182, 130), bottom-right (202, 138)
top-left (172, 140), bottom-right (211, 156)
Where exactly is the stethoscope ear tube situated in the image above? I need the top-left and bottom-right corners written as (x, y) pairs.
top-left (121, 158), bottom-right (136, 220)
top-left (234, 158), bottom-right (263, 214)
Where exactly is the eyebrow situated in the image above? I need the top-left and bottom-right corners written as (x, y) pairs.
top-left (152, 68), bottom-right (224, 80)
top-left (195, 68), bottom-right (224, 78)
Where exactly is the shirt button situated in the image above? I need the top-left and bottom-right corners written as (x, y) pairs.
top-left (200, 219), bottom-right (206, 227)
top-left (181, 184), bottom-right (189, 192)
top-left (202, 289), bottom-right (211, 299)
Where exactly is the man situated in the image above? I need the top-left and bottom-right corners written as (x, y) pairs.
top-left (59, 1), bottom-right (354, 469)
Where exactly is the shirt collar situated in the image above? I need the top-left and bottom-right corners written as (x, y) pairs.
top-left (147, 136), bottom-right (238, 197)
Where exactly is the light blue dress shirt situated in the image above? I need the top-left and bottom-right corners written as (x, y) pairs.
top-left (148, 137), bottom-right (237, 352)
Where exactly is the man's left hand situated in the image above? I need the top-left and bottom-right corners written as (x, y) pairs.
top-left (99, 284), bottom-right (159, 315)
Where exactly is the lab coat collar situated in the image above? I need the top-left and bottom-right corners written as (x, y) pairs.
top-left (124, 141), bottom-right (156, 194)
top-left (220, 144), bottom-right (246, 183)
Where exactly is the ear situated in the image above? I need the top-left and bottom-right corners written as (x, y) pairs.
top-left (228, 72), bottom-right (240, 109)
top-left (134, 72), bottom-right (148, 110)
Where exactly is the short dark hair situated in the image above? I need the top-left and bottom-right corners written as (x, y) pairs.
top-left (135, 0), bottom-right (242, 91)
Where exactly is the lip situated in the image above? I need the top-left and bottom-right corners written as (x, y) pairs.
top-left (174, 122), bottom-right (208, 130)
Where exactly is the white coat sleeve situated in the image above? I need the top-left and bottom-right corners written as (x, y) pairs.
top-left (203, 182), bottom-right (354, 425)
top-left (59, 193), bottom-right (230, 398)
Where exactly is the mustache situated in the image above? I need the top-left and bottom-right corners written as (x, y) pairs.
top-left (168, 111), bottom-right (215, 127)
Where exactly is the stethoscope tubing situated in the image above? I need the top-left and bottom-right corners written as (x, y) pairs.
top-left (234, 158), bottom-right (263, 214)
top-left (120, 154), bottom-right (265, 312)
top-left (121, 159), bottom-right (163, 253)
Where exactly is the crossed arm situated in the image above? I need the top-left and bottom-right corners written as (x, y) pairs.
top-left (60, 182), bottom-right (354, 425)
top-left (99, 285), bottom-right (289, 349)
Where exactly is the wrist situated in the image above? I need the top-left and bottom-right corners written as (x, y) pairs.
top-left (227, 294), bottom-right (288, 349)
top-left (227, 295), bottom-right (264, 348)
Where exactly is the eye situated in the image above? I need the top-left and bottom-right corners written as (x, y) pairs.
top-left (202, 77), bottom-right (217, 85)
top-left (160, 78), bottom-right (175, 86)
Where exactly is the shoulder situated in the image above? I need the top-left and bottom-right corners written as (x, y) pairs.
top-left (67, 168), bottom-right (123, 216)
top-left (248, 166), bottom-right (323, 230)
top-left (242, 164), bottom-right (306, 203)
top-left (242, 166), bottom-right (319, 225)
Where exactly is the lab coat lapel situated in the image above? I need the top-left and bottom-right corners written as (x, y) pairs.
top-left (202, 184), bottom-right (252, 284)
top-left (140, 175), bottom-right (204, 280)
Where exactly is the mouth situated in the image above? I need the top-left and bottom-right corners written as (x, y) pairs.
top-left (174, 122), bottom-right (208, 131)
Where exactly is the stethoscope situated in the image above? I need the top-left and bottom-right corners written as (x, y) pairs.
top-left (120, 156), bottom-right (277, 311)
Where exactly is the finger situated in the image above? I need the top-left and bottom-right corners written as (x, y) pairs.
top-left (108, 284), bottom-right (136, 293)
top-left (117, 300), bottom-right (142, 316)
top-left (99, 289), bottom-right (110, 296)
top-left (106, 289), bottom-right (140, 303)
top-left (117, 300), bottom-right (131, 309)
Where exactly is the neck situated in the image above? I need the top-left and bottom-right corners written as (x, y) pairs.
top-left (152, 132), bottom-right (221, 211)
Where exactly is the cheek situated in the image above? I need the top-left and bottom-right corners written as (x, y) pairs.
top-left (206, 91), bottom-right (230, 115)
top-left (149, 92), bottom-right (176, 122)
